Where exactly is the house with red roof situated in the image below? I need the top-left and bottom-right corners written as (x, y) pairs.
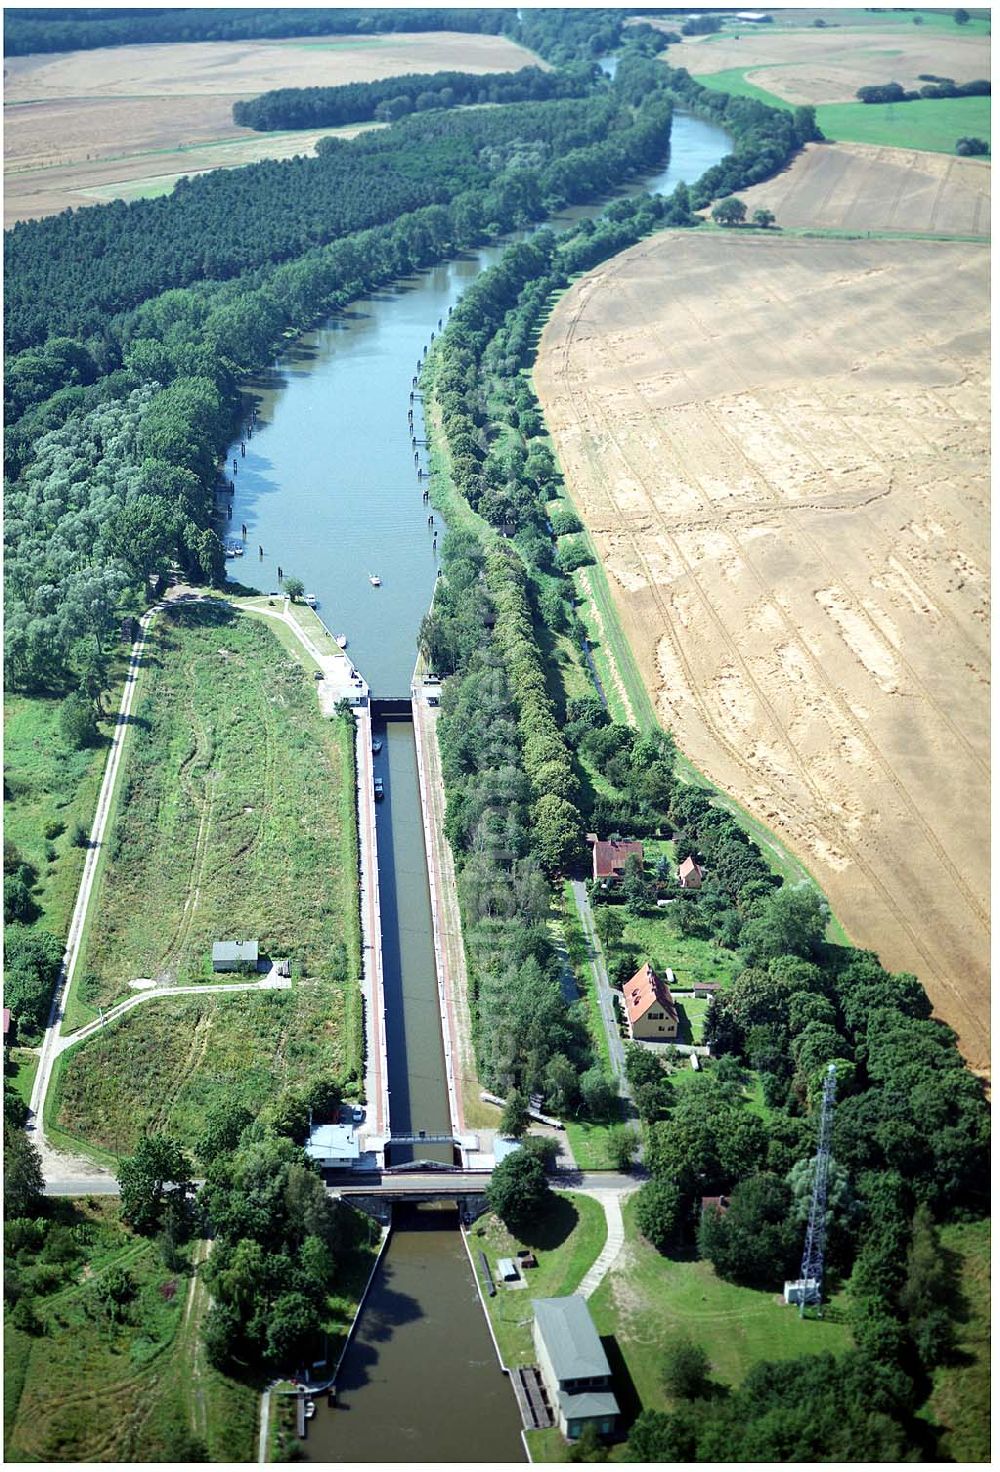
top-left (622, 962), bottom-right (679, 1042)
top-left (588, 834), bottom-right (644, 888)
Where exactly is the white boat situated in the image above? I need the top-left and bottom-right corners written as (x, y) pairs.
top-left (304, 1400), bottom-right (316, 1421)
top-left (303, 593), bottom-right (318, 608)
top-left (368, 573), bottom-right (381, 586)
top-left (224, 545), bottom-right (244, 559)
top-left (336, 634), bottom-right (348, 648)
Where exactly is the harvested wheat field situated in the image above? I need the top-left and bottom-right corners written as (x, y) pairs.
top-left (672, 21), bottom-right (989, 104)
top-left (735, 140), bottom-right (991, 236)
top-left (536, 232), bottom-right (990, 1073)
top-left (3, 30), bottom-right (539, 221)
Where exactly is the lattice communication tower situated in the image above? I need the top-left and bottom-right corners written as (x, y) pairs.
top-left (794, 1061), bottom-right (837, 1317)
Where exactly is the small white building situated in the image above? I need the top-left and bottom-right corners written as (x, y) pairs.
top-left (212, 939), bottom-right (259, 972)
top-left (305, 1124), bottom-right (360, 1169)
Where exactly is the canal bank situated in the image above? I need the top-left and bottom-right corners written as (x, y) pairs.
top-left (223, 111), bottom-right (733, 1465)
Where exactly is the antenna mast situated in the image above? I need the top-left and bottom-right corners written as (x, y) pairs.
top-left (787, 1062), bottom-right (837, 1317)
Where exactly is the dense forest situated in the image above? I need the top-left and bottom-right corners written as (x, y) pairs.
top-left (4, 6), bottom-right (652, 59)
top-left (2, 6), bottom-right (509, 54)
top-left (423, 178), bottom-right (989, 1465)
top-left (233, 63), bottom-right (595, 131)
top-left (5, 96), bottom-right (636, 352)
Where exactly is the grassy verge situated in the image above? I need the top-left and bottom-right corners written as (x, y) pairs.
top-left (3, 647), bottom-right (131, 943)
top-left (468, 1192), bottom-right (607, 1367)
top-left (51, 982), bottom-right (353, 1165)
top-left (3, 1199), bottom-right (255, 1463)
top-left (67, 602), bottom-right (360, 1017)
top-left (5, 1049), bottom-right (39, 1109)
top-left (921, 1218), bottom-right (990, 1462)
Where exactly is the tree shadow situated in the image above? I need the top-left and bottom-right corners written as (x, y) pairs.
top-left (520, 1193), bottom-right (579, 1252)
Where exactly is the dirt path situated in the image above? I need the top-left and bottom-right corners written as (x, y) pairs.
top-left (535, 231), bottom-right (989, 1073)
top-left (27, 605), bottom-right (161, 1183)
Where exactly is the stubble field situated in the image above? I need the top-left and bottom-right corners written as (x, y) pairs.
top-left (671, 19), bottom-right (989, 105)
top-left (732, 139), bottom-right (991, 235)
top-left (535, 230), bottom-right (989, 1073)
top-left (3, 30), bottom-right (539, 221)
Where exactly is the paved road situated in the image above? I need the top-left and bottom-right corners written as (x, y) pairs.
top-left (28, 605), bottom-right (161, 1185)
top-left (570, 879), bottom-right (629, 1093)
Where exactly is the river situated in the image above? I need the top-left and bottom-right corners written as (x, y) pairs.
top-left (224, 107), bottom-right (731, 1464)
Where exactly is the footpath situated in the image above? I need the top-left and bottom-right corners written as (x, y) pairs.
top-left (29, 603), bottom-right (162, 1191)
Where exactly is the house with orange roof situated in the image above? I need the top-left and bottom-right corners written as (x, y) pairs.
top-left (622, 962), bottom-right (679, 1042)
top-left (678, 855), bottom-right (705, 890)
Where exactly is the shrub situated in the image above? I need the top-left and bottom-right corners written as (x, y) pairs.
top-left (59, 691), bottom-right (97, 749)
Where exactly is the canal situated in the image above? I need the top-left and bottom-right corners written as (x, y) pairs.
top-left (225, 108), bottom-right (732, 1464)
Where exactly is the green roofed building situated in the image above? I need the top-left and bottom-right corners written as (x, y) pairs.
top-left (532, 1295), bottom-right (619, 1441)
top-left (212, 939), bottom-right (259, 972)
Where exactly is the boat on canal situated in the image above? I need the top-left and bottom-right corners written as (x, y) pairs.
top-left (368, 572), bottom-right (382, 586)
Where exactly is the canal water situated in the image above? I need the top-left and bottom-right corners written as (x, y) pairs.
top-left (224, 109), bottom-right (732, 1464)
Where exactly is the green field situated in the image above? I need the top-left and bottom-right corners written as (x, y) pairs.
top-left (469, 1192), bottom-right (608, 1368)
top-left (51, 981), bottom-right (357, 1165)
top-left (923, 1218), bottom-right (990, 1462)
top-left (816, 95), bottom-right (991, 153)
top-left (3, 649), bottom-right (130, 942)
top-left (589, 1195), bottom-right (850, 1414)
top-left (4, 1200), bottom-right (256, 1463)
top-left (67, 601), bottom-right (359, 1024)
top-left (693, 70), bottom-right (991, 154)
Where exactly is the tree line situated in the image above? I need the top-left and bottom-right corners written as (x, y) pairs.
top-left (421, 103), bottom-right (987, 1464)
top-left (2, 6), bottom-right (510, 55)
top-left (856, 78), bottom-right (989, 104)
top-left (6, 91), bottom-right (679, 699)
top-left (233, 63), bottom-right (595, 132)
top-left (6, 95), bottom-right (632, 354)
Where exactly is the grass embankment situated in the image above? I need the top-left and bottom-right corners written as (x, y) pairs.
top-left (923, 1218), bottom-right (990, 1462)
top-left (3, 648), bottom-right (130, 941)
top-left (4, 1200), bottom-right (256, 1463)
top-left (64, 601), bottom-right (360, 1023)
top-left (52, 985), bottom-right (353, 1165)
top-left (693, 70), bottom-right (991, 154)
top-left (469, 1192), bottom-right (607, 1369)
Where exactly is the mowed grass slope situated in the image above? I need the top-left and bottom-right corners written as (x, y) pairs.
top-left (589, 1195), bottom-right (850, 1414)
top-left (52, 984), bottom-right (355, 1164)
top-left (4, 1200), bottom-right (256, 1464)
top-left (72, 600), bottom-right (359, 1017)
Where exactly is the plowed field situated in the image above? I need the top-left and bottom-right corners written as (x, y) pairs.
top-left (3, 30), bottom-right (539, 221)
top-left (734, 140), bottom-right (991, 235)
top-left (535, 231), bottom-right (990, 1072)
